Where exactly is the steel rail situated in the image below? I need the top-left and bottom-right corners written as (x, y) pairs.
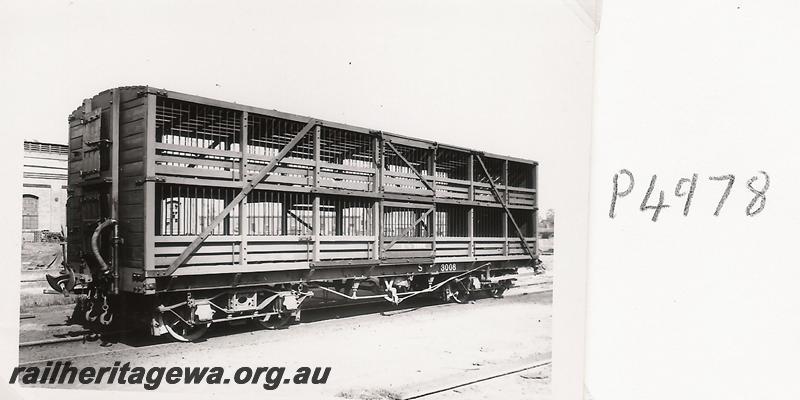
top-left (401, 359), bottom-right (552, 400)
top-left (19, 329), bottom-right (131, 348)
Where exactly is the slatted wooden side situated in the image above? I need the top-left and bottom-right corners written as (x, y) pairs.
top-left (474, 183), bottom-right (496, 203)
top-left (433, 237), bottom-right (471, 257)
top-left (382, 237), bottom-right (434, 259)
top-left (318, 166), bottom-right (374, 192)
top-left (66, 109), bottom-right (86, 271)
top-left (153, 146), bottom-right (377, 193)
top-left (117, 88), bottom-right (148, 269)
top-left (153, 235), bottom-right (376, 270)
top-left (434, 177), bottom-right (471, 200)
top-left (473, 238), bottom-right (508, 256)
top-left (507, 238), bottom-right (537, 256)
top-left (507, 188), bottom-right (537, 207)
top-left (382, 170), bottom-right (435, 197)
top-left (154, 235), bottom-right (312, 268)
top-left (318, 237), bottom-right (375, 261)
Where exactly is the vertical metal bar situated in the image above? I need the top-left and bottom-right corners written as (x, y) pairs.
top-left (220, 187), bottom-right (227, 235)
top-left (157, 185), bottom-right (161, 235)
top-left (429, 145), bottom-right (437, 193)
top-left (239, 111), bottom-right (248, 267)
top-left (335, 198), bottom-right (343, 236)
top-left (313, 126), bottom-right (321, 261)
top-left (468, 154), bottom-right (474, 201)
top-left (374, 133), bottom-right (383, 260)
top-left (278, 193), bottom-right (291, 236)
top-left (503, 160), bottom-right (509, 202)
top-left (313, 125), bottom-right (321, 187)
top-left (430, 146), bottom-right (437, 257)
top-left (502, 160), bottom-right (509, 256)
top-left (168, 185), bottom-right (172, 235)
top-left (191, 187), bottom-right (195, 235)
top-left (372, 200), bottom-right (380, 260)
top-left (143, 93), bottom-right (157, 273)
top-left (288, 193), bottom-right (294, 235)
top-left (267, 192), bottom-right (272, 235)
top-left (467, 154), bottom-right (475, 256)
top-left (312, 194), bottom-right (319, 260)
top-left (430, 203), bottom-right (437, 257)
top-left (191, 102), bottom-right (197, 146)
top-left (468, 206), bottom-right (474, 257)
top-left (378, 202), bottom-right (384, 259)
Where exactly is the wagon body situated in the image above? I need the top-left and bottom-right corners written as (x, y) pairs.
top-left (64, 86), bottom-right (538, 337)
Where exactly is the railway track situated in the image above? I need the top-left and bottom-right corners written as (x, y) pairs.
top-left (400, 359), bottom-right (552, 400)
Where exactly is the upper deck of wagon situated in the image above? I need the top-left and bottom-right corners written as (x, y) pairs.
top-left (66, 86), bottom-right (538, 294)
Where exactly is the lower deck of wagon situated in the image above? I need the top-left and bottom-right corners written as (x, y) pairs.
top-left (152, 185), bottom-right (537, 276)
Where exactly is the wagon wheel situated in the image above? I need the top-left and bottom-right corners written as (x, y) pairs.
top-left (488, 286), bottom-right (507, 298)
top-left (257, 296), bottom-right (292, 330)
top-left (258, 312), bottom-right (292, 330)
top-left (443, 280), bottom-right (471, 304)
top-left (488, 280), bottom-right (510, 298)
top-left (68, 297), bottom-right (90, 325)
top-left (162, 310), bottom-right (210, 342)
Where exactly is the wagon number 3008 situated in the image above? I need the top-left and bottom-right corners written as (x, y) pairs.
top-left (438, 264), bottom-right (457, 272)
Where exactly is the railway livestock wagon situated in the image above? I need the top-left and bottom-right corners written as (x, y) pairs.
top-left (47, 86), bottom-right (541, 341)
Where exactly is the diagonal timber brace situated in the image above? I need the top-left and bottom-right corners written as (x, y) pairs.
top-left (382, 207), bottom-right (435, 253)
top-left (151, 119), bottom-right (318, 277)
top-left (475, 154), bottom-right (537, 262)
top-left (385, 140), bottom-right (435, 192)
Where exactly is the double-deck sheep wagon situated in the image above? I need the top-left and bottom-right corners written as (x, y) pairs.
top-left (46, 87), bottom-right (541, 341)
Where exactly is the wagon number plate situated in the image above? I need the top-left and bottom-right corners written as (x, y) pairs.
top-left (439, 263), bottom-right (457, 272)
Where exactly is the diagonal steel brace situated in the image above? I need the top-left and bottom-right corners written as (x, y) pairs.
top-left (287, 209), bottom-right (313, 231)
top-left (153, 119), bottom-right (318, 277)
top-left (382, 207), bottom-right (434, 253)
top-left (474, 154), bottom-right (537, 262)
top-left (385, 140), bottom-right (434, 192)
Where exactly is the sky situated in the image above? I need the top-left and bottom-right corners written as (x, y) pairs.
top-left (1, 0), bottom-right (594, 213)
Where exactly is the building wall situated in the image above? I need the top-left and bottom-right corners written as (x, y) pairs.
top-left (22, 141), bottom-right (68, 241)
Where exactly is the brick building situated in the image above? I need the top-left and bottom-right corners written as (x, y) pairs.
top-left (22, 141), bottom-right (68, 241)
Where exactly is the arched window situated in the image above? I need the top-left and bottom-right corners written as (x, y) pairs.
top-left (22, 194), bottom-right (38, 230)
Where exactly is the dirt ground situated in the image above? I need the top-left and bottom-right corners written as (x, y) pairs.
top-left (20, 242), bottom-right (76, 309)
top-left (20, 242), bottom-right (62, 270)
